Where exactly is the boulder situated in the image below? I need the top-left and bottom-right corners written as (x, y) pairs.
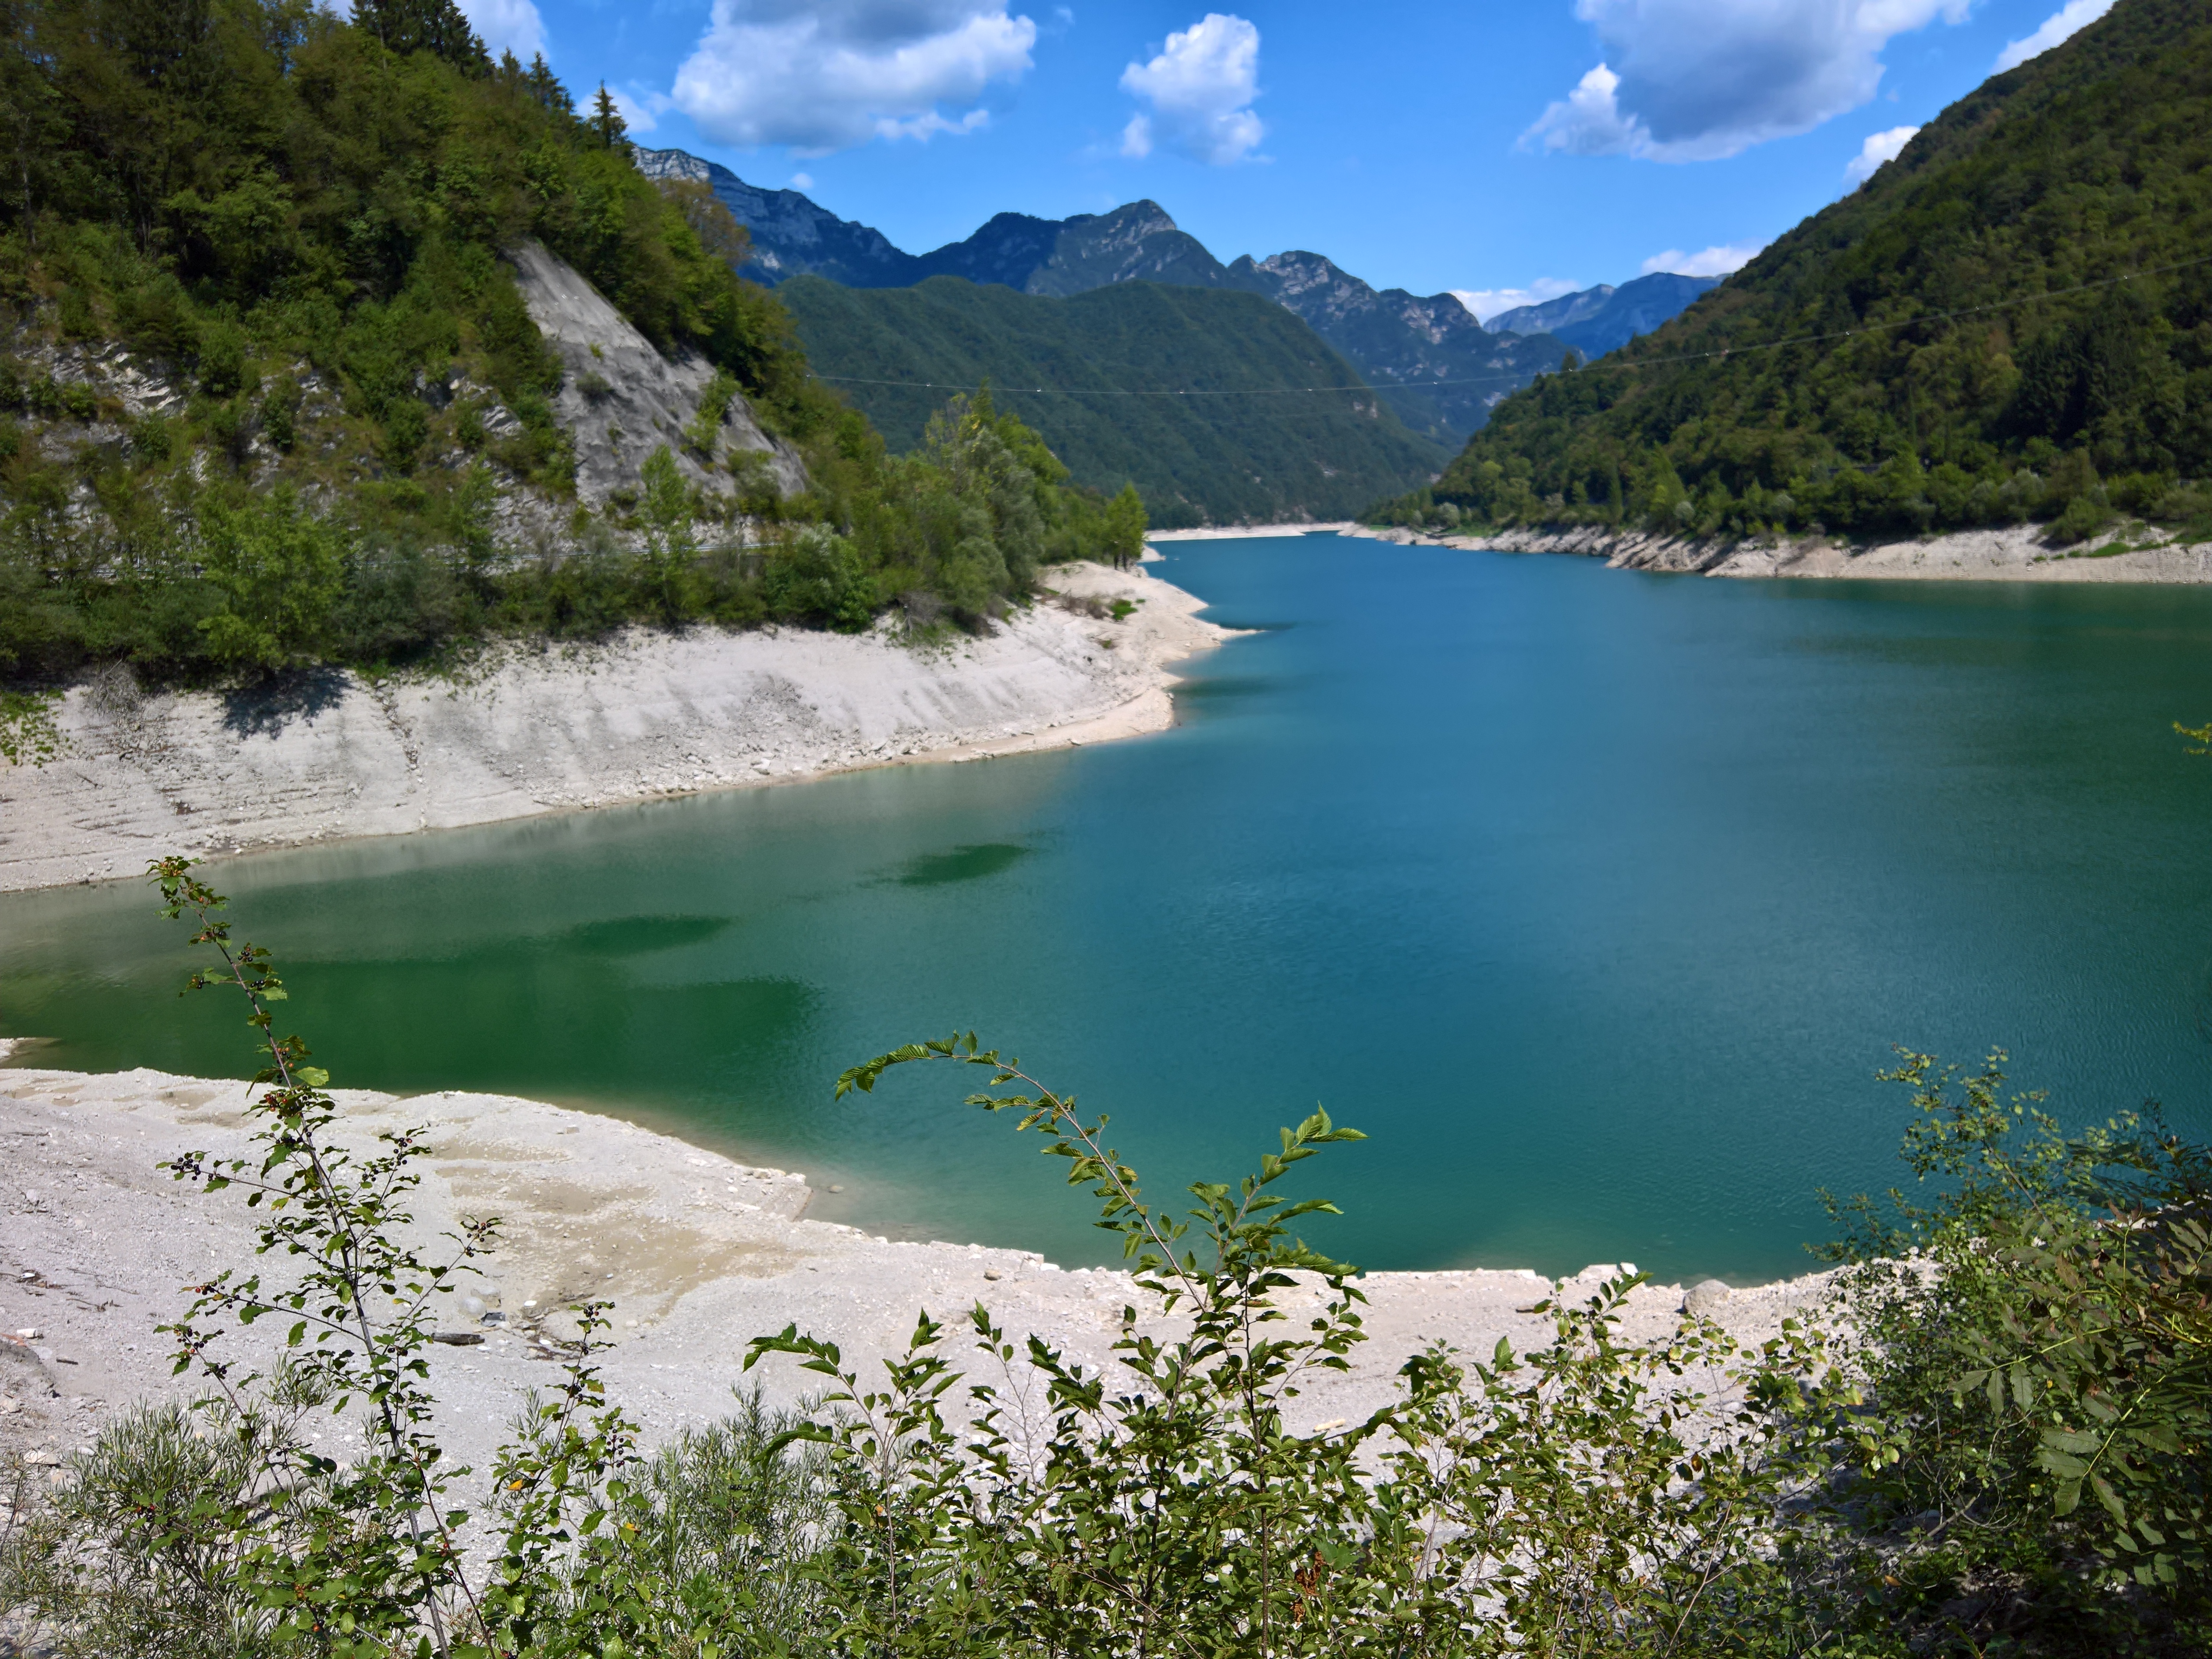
top-left (1682, 1279), bottom-right (1731, 1319)
top-left (0, 1335), bottom-right (59, 1398)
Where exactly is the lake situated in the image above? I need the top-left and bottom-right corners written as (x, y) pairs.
top-left (4, 534), bottom-right (2209, 1282)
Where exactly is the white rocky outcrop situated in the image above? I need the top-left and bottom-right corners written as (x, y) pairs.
top-left (506, 240), bottom-right (806, 508)
top-left (1350, 521), bottom-right (2212, 583)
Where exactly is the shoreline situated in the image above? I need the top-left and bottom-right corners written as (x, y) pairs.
top-left (0, 1056), bottom-right (1837, 1477)
top-left (0, 561), bottom-right (1230, 896)
top-left (1147, 521), bottom-right (1356, 541)
top-left (1343, 519), bottom-right (2212, 583)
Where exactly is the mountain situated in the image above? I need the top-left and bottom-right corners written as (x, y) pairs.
top-left (635, 148), bottom-right (924, 287)
top-left (1410, 0), bottom-right (2212, 546)
top-left (1216, 250), bottom-right (1576, 442)
top-left (634, 147), bottom-right (1574, 443)
top-left (1482, 274), bottom-right (1721, 358)
top-left (776, 275), bottom-right (1449, 527)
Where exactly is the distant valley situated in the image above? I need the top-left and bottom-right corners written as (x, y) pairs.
top-left (772, 276), bottom-right (1444, 528)
top-left (637, 148), bottom-right (1716, 469)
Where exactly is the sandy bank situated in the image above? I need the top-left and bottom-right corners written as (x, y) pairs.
top-left (0, 562), bottom-right (1227, 896)
top-left (1346, 520), bottom-right (2212, 583)
top-left (1148, 522), bottom-right (1357, 541)
top-left (0, 1057), bottom-right (1834, 1484)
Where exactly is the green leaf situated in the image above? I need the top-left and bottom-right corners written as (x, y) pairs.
top-left (2091, 1473), bottom-right (2127, 1524)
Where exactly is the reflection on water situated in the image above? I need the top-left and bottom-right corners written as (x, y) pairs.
top-left (4, 537), bottom-right (2210, 1281)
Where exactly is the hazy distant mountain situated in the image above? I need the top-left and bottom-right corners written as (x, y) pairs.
top-left (1483, 274), bottom-right (1721, 358)
top-left (1219, 250), bottom-right (1576, 442)
top-left (635, 146), bottom-right (1577, 444)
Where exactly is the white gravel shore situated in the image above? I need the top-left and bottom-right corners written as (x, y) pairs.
top-left (1347, 520), bottom-right (2212, 582)
top-left (0, 1056), bottom-right (1835, 1490)
top-left (0, 561), bottom-right (1225, 896)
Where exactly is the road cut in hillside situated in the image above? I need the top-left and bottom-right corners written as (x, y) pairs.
top-left (0, 562), bottom-right (1225, 895)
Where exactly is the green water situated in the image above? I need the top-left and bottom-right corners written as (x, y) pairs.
top-left (4, 535), bottom-right (2210, 1281)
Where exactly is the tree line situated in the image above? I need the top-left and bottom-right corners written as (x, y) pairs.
top-left (0, 0), bottom-right (1146, 688)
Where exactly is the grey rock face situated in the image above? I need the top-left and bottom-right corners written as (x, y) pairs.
top-left (506, 241), bottom-right (805, 508)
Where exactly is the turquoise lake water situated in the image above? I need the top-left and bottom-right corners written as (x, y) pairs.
top-left (4, 534), bottom-right (2210, 1281)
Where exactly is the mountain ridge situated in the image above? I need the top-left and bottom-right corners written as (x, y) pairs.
top-left (632, 147), bottom-right (1682, 443)
top-left (1483, 274), bottom-right (1722, 358)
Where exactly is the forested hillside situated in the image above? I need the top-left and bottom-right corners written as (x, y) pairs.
top-left (1394, 0), bottom-right (2212, 547)
top-left (0, 0), bottom-right (1137, 690)
top-left (778, 273), bottom-right (1448, 526)
top-left (639, 149), bottom-right (1592, 447)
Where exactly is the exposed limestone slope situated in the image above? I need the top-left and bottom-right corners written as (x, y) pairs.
top-left (507, 241), bottom-right (805, 508)
top-left (1349, 522), bottom-right (2212, 583)
top-left (0, 562), bottom-right (1227, 894)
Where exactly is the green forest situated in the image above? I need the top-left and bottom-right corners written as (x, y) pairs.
top-left (777, 273), bottom-right (1447, 527)
top-left (0, 0), bottom-right (1143, 691)
top-left (1378, 0), bottom-right (2212, 549)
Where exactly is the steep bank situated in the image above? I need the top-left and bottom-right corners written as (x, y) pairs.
top-left (1348, 521), bottom-right (2212, 583)
top-left (0, 1055), bottom-right (1834, 1484)
top-left (0, 561), bottom-right (1225, 895)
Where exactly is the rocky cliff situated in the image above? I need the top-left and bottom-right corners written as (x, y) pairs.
top-left (508, 241), bottom-right (805, 508)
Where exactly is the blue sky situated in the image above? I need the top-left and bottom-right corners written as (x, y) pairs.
top-left (461, 0), bottom-right (2117, 314)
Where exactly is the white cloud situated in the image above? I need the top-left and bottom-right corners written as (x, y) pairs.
top-left (1641, 241), bottom-right (1764, 277)
top-left (671, 0), bottom-right (1037, 155)
top-left (1994, 0), bottom-right (2114, 73)
top-left (1119, 13), bottom-right (1264, 165)
top-left (790, 172), bottom-right (816, 190)
top-left (1450, 279), bottom-right (1585, 323)
top-left (608, 87), bottom-right (668, 136)
top-left (1525, 0), bottom-right (1969, 164)
top-left (1524, 64), bottom-right (1643, 157)
top-left (459, 0), bottom-right (545, 61)
top-left (1843, 123), bottom-right (1918, 186)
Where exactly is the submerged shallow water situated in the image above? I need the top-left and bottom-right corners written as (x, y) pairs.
top-left (5, 535), bottom-right (2210, 1281)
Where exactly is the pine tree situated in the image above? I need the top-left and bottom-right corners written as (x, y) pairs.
top-left (523, 52), bottom-right (571, 117)
top-left (350, 0), bottom-right (488, 72)
top-left (589, 82), bottom-right (628, 151)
